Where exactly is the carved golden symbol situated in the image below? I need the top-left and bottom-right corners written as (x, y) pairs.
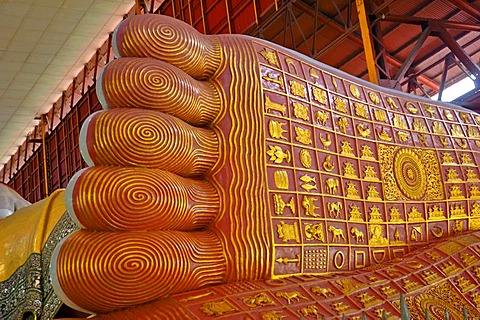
top-left (404, 102), bottom-right (418, 114)
top-left (428, 205), bottom-right (444, 219)
top-left (311, 286), bottom-right (334, 297)
top-left (327, 202), bottom-right (342, 218)
top-left (340, 141), bottom-right (354, 156)
top-left (369, 225), bottom-right (389, 246)
top-left (267, 145), bottom-right (291, 163)
top-left (300, 174), bottom-right (317, 191)
top-left (455, 276), bottom-right (475, 292)
top-left (269, 120), bottom-right (288, 140)
top-left (319, 133), bottom-right (332, 149)
top-left (360, 145), bottom-right (375, 160)
top-left (369, 206), bottom-right (383, 222)
top-left (389, 207), bottom-right (402, 222)
top-left (397, 131), bottom-right (409, 143)
top-left (408, 206), bottom-right (423, 221)
top-left (392, 114), bottom-right (408, 130)
top-left (265, 96), bottom-right (286, 116)
top-left (201, 300), bottom-right (237, 316)
top-left (425, 251), bottom-right (441, 261)
top-left (325, 178), bottom-right (339, 194)
top-left (364, 165), bottom-right (379, 180)
top-left (366, 185), bottom-right (381, 200)
top-left (285, 58), bottom-right (298, 75)
top-left (380, 286), bottom-right (398, 299)
top-left (453, 220), bottom-right (464, 234)
top-left (349, 204), bottom-right (363, 221)
top-left (261, 310), bottom-right (286, 320)
top-left (312, 87), bottom-right (327, 104)
top-left (302, 196), bottom-right (319, 217)
top-left (343, 162), bottom-right (357, 177)
top-left (410, 226), bottom-right (422, 242)
top-left (356, 123), bottom-right (371, 138)
top-left (304, 223), bottom-right (325, 242)
top-left (274, 170), bottom-right (289, 189)
top-left (276, 254), bottom-right (301, 266)
top-left (432, 121), bottom-right (446, 134)
top-left (322, 155), bottom-right (335, 172)
top-left (466, 169), bottom-right (479, 181)
top-left (378, 128), bottom-right (392, 141)
top-left (444, 109), bottom-right (454, 121)
top-left (295, 127), bottom-right (311, 145)
top-left (442, 152), bottom-right (456, 164)
top-left (293, 102), bottom-right (309, 121)
top-left (275, 291), bottom-right (309, 304)
top-left (461, 153), bottom-right (474, 165)
top-left (273, 194), bottom-right (295, 215)
top-left (449, 185), bottom-right (464, 199)
top-left (289, 80), bottom-right (306, 98)
top-left (263, 74), bottom-right (284, 89)
top-left (315, 110), bottom-right (329, 125)
top-left (451, 124), bottom-right (465, 138)
top-left (349, 84), bottom-right (361, 99)
top-left (331, 301), bottom-right (350, 314)
top-left (259, 48), bottom-right (279, 66)
top-left (328, 225), bottom-right (346, 242)
top-left (243, 292), bottom-right (276, 308)
top-left (277, 221), bottom-right (300, 242)
top-left (346, 182), bottom-right (360, 199)
top-left (350, 227), bottom-right (364, 243)
top-left (333, 251), bottom-right (345, 269)
top-left (455, 138), bottom-right (468, 149)
top-left (425, 105), bottom-right (436, 117)
top-left (354, 103), bottom-right (368, 119)
top-left (331, 76), bottom-right (339, 92)
top-left (386, 97), bottom-right (398, 109)
top-left (393, 149), bottom-right (426, 200)
top-left (337, 117), bottom-right (349, 133)
top-left (446, 168), bottom-right (461, 182)
top-left (417, 133), bottom-right (428, 147)
top-left (430, 226), bottom-right (443, 238)
top-left (357, 292), bottom-right (379, 308)
top-left (298, 305), bottom-right (320, 318)
top-left (334, 97), bottom-right (347, 113)
top-left (299, 149), bottom-right (312, 168)
top-left (405, 261), bottom-right (423, 270)
top-left (458, 111), bottom-right (470, 123)
top-left (309, 68), bottom-right (319, 81)
top-left (374, 109), bottom-right (387, 122)
top-left (368, 91), bottom-right (380, 104)
top-left (468, 126), bottom-right (480, 138)
top-left (437, 135), bottom-right (449, 147)
top-left (392, 228), bottom-right (402, 243)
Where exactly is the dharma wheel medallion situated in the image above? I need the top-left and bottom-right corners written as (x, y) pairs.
top-left (393, 148), bottom-right (427, 200)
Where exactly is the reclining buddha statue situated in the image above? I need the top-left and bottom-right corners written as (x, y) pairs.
top-left (3, 13), bottom-right (480, 319)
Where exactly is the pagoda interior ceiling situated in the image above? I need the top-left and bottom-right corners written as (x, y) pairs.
top-left (246, 0), bottom-right (480, 109)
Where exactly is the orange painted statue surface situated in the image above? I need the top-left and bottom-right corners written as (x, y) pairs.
top-left (50, 14), bottom-right (480, 318)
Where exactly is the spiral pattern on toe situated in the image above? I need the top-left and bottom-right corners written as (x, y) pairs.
top-left (83, 109), bottom-right (218, 177)
top-left (114, 14), bottom-right (221, 80)
top-left (68, 166), bottom-right (219, 231)
top-left (55, 230), bottom-right (225, 313)
top-left (99, 58), bottom-right (220, 125)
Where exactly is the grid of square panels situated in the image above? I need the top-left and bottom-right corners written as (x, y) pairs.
top-left (254, 41), bottom-right (480, 277)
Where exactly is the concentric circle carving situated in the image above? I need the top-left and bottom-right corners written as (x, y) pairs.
top-left (393, 149), bottom-right (426, 200)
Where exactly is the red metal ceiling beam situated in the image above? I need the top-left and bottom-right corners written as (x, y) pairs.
top-left (444, 0), bottom-right (480, 21)
top-left (386, 55), bottom-right (440, 91)
top-left (381, 14), bottom-right (480, 32)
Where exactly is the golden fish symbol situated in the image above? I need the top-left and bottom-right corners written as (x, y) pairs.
top-left (301, 183), bottom-right (317, 191)
top-left (300, 175), bottom-right (316, 183)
